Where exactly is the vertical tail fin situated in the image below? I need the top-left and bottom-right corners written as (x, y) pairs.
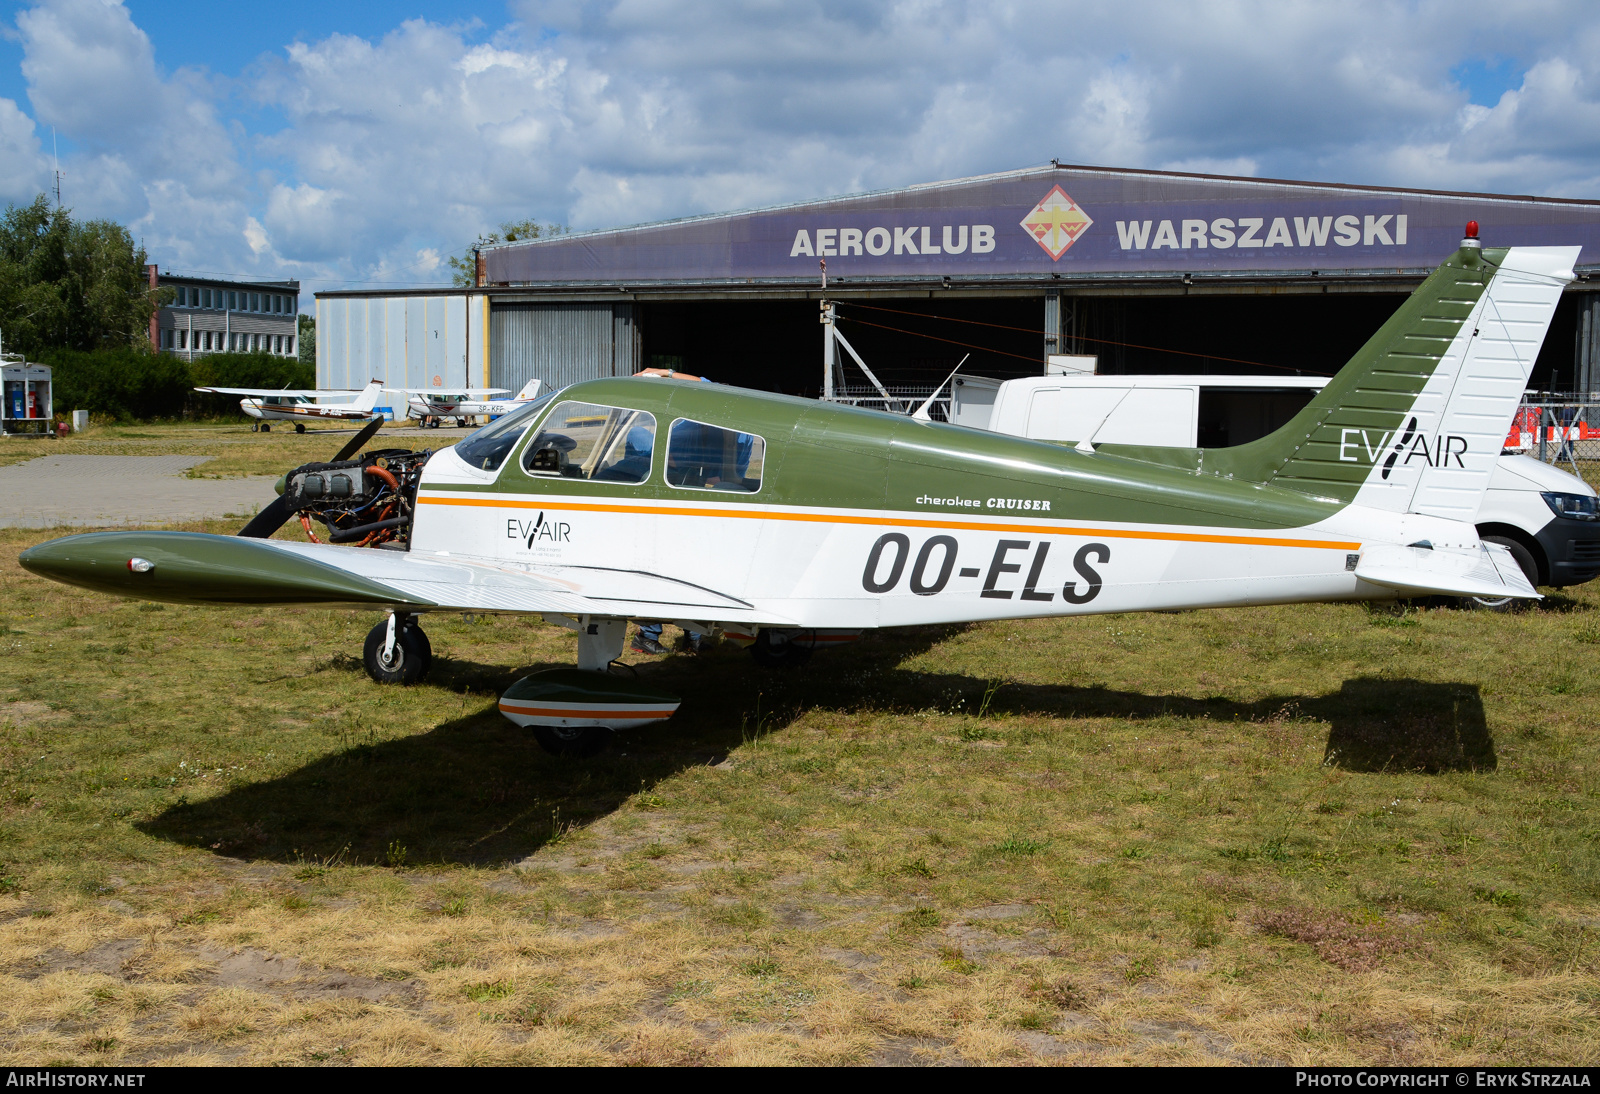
top-left (350, 379), bottom-right (385, 413)
top-left (515, 378), bottom-right (543, 401)
top-left (1211, 243), bottom-right (1577, 518)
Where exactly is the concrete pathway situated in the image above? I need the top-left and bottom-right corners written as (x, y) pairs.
top-left (0, 455), bottom-right (277, 529)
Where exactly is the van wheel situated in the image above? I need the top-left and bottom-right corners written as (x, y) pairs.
top-left (1465, 535), bottom-right (1539, 611)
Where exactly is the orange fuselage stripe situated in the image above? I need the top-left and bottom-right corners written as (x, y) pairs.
top-left (421, 494), bottom-right (1360, 551)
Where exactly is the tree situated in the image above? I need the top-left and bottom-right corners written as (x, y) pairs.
top-left (448, 218), bottom-right (567, 287)
top-left (0, 195), bottom-right (160, 357)
top-left (298, 312), bottom-right (316, 366)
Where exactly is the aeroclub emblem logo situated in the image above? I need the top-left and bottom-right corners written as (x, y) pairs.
top-left (1021, 186), bottom-right (1093, 260)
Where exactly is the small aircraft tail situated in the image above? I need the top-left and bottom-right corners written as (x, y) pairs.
top-left (1208, 237), bottom-right (1578, 520)
top-left (515, 378), bottom-right (543, 401)
top-left (350, 379), bottom-right (385, 414)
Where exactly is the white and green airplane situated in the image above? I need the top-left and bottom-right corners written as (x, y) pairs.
top-left (21, 230), bottom-right (1578, 756)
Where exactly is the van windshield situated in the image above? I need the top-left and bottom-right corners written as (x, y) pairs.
top-left (451, 390), bottom-right (557, 472)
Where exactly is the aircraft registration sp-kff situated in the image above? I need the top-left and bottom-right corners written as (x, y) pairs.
top-left (21, 235), bottom-right (1579, 756)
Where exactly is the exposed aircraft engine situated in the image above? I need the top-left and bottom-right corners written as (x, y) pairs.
top-left (279, 449), bottom-right (431, 546)
top-left (235, 417), bottom-right (433, 548)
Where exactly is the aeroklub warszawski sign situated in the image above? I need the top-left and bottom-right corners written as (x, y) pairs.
top-left (484, 165), bottom-right (1600, 285)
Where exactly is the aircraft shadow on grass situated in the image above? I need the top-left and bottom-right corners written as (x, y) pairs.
top-left (141, 627), bottom-right (1492, 868)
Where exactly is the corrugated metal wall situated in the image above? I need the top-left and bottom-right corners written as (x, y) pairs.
top-left (317, 294), bottom-right (488, 409)
top-left (489, 304), bottom-right (637, 392)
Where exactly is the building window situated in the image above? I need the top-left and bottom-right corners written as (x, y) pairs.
top-left (226, 291), bottom-right (234, 310)
top-left (286, 336), bottom-right (295, 356)
top-left (204, 331), bottom-right (213, 351)
top-left (202, 288), bottom-right (212, 308)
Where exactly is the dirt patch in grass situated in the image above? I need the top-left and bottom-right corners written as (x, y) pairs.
top-left (1255, 907), bottom-right (1418, 972)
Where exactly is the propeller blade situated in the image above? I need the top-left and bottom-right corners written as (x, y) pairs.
top-left (237, 495), bottom-right (294, 539)
top-left (237, 415), bottom-right (385, 538)
top-left (331, 415), bottom-right (385, 463)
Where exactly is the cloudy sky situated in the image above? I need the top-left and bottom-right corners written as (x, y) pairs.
top-left (2, 0), bottom-right (1597, 299)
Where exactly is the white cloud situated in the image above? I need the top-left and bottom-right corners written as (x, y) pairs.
top-left (5, 0), bottom-right (1600, 287)
top-left (0, 98), bottom-right (49, 203)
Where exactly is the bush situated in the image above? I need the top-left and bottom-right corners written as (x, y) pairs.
top-left (37, 348), bottom-right (314, 422)
top-left (40, 347), bottom-right (193, 421)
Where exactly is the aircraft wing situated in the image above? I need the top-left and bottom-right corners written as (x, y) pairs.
top-left (18, 531), bottom-right (790, 623)
top-left (195, 387), bottom-right (361, 398)
top-left (385, 388), bottom-right (511, 396)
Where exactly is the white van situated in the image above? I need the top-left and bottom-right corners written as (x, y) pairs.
top-left (951, 371), bottom-right (1600, 593)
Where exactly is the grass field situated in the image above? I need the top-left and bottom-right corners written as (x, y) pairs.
top-left (1, 501), bottom-right (1598, 1063)
top-left (0, 421), bottom-right (460, 478)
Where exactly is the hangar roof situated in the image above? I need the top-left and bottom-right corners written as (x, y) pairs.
top-left (484, 164), bottom-right (1600, 292)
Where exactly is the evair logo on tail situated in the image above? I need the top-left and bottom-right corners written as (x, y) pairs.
top-left (1338, 419), bottom-right (1469, 476)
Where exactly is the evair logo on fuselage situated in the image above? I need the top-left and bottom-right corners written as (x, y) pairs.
top-left (1338, 417), bottom-right (1468, 478)
top-left (508, 512), bottom-right (571, 548)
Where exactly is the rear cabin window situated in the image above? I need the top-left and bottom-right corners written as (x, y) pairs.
top-left (451, 391), bottom-right (555, 472)
top-left (522, 401), bottom-right (657, 483)
top-left (665, 418), bottom-right (764, 493)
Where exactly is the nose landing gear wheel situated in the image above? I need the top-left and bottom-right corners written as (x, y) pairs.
top-left (294, 423), bottom-right (306, 434)
top-left (529, 724), bottom-right (614, 757)
top-left (363, 617), bottom-right (432, 684)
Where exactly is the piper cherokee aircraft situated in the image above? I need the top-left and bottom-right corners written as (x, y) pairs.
top-left (22, 230), bottom-right (1577, 758)
top-left (194, 378), bottom-right (386, 432)
top-left (388, 378), bottom-right (544, 427)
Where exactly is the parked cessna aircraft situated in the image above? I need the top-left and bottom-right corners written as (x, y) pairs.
top-left (194, 378), bottom-right (385, 432)
top-left (23, 230), bottom-right (1577, 757)
top-left (389, 378), bottom-right (544, 427)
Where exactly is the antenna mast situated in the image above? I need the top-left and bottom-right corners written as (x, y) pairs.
top-left (51, 129), bottom-right (63, 208)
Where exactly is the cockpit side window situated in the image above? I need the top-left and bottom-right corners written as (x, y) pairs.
top-left (664, 418), bottom-right (764, 493)
top-left (521, 401), bottom-right (657, 484)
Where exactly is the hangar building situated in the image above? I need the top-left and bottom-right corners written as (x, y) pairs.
top-left (315, 164), bottom-right (1600, 404)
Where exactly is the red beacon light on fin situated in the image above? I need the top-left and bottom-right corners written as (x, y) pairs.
top-left (1461, 220), bottom-right (1482, 251)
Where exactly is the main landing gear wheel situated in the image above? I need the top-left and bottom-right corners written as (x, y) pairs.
top-left (529, 724), bottom-right (614, 758)
top-left (294, 423), bottom-right (306, 434)
top-left (259, 423), bottom-right (271, 433)
top-left (363, 616), bottom-right (433, 684)
top-left (1466, 535), bottom-right (1539, 612)
top-left (748, 628), bottom-right (813, 669)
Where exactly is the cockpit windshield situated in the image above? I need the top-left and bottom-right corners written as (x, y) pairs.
top-left (450, 389), bottom-right (558, 473)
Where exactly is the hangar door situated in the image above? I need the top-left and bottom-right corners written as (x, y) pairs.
top-left (490, 304), bottom-right (638, 393)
